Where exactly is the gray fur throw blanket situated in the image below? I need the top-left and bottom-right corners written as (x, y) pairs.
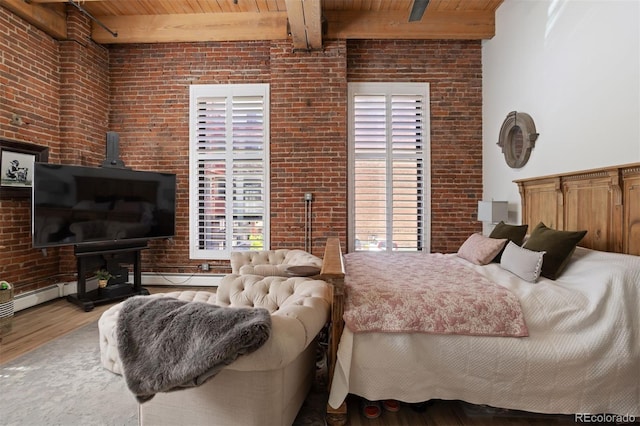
top-left (116, 295), bottom-right (272, 403)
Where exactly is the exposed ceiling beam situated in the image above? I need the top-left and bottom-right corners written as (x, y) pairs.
top-left (3, 1), bottom-right (498, 44)
top-left (285, 0), bottom-right (322, 51)
top-left (91, 9), bottom-right (496, 44)
top-left (91, 12), bottom-right (289, 44)
top-left (0, 0), bottom-right (67, 39)
top-left (325, 10), bottom-right (497, 40)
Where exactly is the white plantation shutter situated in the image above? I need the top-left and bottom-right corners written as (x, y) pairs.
top-left (348, 83), bottom-right (430, 252)
top-left (189, 84), bottom-right (269, 260)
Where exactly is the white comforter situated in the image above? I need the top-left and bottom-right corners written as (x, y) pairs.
top-left (328, 247), bottom-right (640, 416)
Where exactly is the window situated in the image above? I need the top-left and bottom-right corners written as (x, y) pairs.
top-left (189, 84), bottom-right (269, 260)
top-left (348, 82), bottom-right (430, 252)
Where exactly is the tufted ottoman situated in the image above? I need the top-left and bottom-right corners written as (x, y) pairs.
top-left (98, 274), bottom-right (331, 426)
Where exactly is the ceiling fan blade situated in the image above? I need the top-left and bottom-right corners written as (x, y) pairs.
top-left (409, 0), bottom-right (430, 22)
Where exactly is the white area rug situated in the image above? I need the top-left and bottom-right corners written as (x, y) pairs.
top-left (0, 321), bottom-right (327, 426)
top-left (0, 322), bottom-right (137, 425)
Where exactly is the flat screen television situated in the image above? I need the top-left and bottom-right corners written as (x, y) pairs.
top-left (32, 163), bottom-right (176, 249)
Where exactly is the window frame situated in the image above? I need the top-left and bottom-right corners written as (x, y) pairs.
top-left (188, 83), bottom-right (270, 260)
top-left (347, 82), bottom-right (431, 253)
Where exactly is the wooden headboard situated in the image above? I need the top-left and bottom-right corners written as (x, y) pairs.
top-left (514, 162), bottom-right (640, 256)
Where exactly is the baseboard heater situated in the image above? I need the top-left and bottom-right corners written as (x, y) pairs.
top-left (14, 283), bottom-right (73, 313)
top-left (13, 273), bottom-right (222, 312)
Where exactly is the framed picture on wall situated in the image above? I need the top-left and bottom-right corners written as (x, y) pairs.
top-left (0, 139), bottom-right (49, 199)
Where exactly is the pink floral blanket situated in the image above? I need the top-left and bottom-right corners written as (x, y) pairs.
top-left (343, 252), bottom-right (528, 337)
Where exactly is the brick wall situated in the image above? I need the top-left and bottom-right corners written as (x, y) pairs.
top-left (59, 7), bottom-right (110, 168)
top-left (108, 41), bottom-right (273, 274)
top-left (0, 8), bottom-right (60, 146)
top-left (0, 6), bottom-right (109, 292)
top-left (112, 38), bottom-right (481, 267)
top-left (1, 6), bottom-right (482, 294)
top-left (1, 6), bottom-right (61, 292)
top-left (57, 7), bottom-right (110, 275)
top-left (348, 40), bottom-right (483, 252)
top-left (269, 40), bottom-right (348, 255)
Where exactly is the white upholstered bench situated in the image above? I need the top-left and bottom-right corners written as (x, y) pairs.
top-left (98, 274), bottom-right (331, 426)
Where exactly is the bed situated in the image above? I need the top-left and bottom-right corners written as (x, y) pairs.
top-left (319, 162), bottom-right (640, 425)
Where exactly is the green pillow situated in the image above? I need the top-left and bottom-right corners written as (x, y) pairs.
top-left (489, 221), bottom-right (528, 262)
top-left (523, 222), bottom-right (587, 280)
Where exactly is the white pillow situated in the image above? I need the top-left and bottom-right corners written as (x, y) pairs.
top-left (457, 233), bottom-right (507, 265)
top-left (500, 241), bottom-right (545, 282)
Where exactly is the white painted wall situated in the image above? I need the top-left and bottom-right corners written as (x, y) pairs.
top-left (482, 0), bottom-right (640, 225)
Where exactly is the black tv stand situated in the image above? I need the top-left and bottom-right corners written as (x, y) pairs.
top-left (68, 242), bottom-right (150, 311)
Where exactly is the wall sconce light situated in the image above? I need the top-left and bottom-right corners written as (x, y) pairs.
top-left (477, 200), bottom-right (508, 224)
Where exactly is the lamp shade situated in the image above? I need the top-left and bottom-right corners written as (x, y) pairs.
top-left (478, 200), bottom-right (508, 223)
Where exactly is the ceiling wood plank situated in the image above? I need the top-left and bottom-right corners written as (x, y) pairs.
top-left (324, 9), bottom-right (496, 40)
top-left (91, 12), bottom-right (289, 44)
top-left (0, 0), bottom-right (67, 39)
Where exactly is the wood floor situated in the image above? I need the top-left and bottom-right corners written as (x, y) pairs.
top-left (0, 285), bottom-right (203, 364)
top-left (0, 286), bottom-right (582, 425)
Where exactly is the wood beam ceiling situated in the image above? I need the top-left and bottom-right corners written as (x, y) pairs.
top-left (324, 10), bottom-right (497, 40)
top-left (89, 9), bottom-right (496, 44)
top-left (2, 0), bottom-right (500, 45)
top-left (91, 12), bottom-right (288, 44)
top-left (0, 0), bottom-right (67, 40)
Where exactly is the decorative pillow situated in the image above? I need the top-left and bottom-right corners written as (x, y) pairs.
top-left (523, 222), bottom-right (587, 280)
top-left (457, 233), bottom-right (507, 265)
top-left (251, 264), bottom-right (287, 277)
top-left (488, 221), bottom-right (529, 262)
top-left (489, 221), bottom-right (528, 245)
top-left (500, 241), bottom-right (545, 282)
top-left (286, 265), bottom-right (321, 277)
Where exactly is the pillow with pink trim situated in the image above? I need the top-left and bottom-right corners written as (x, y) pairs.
top-left (457, 233), bottom-right (507, 265)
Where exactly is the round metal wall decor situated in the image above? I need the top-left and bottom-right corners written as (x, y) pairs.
top-left (496, 111), bottom-right (539, 168)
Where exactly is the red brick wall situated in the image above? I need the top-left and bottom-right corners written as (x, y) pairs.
top-left (108, 40), bottom-right (348, 272)
top-left (269, 40), bottom-right (348, 255)
top-left (1, 6), bottom-right (482, 294)
top-left (1, 6), bottom-right (61, 292)
top-left (0, 6), bottom-right (109, 293)
top-left (57, 7), bottom-right (111, 275)
top-left (111, 38), bottom-right (480, 266)
top-left (348, 40), bottom-right (483, 252)
top-left (0, 8), bottom-right (60, 146)
top-left (108, 41), bottom-right (273, 274)
top-left (59, 7), bottom-right (110, 168)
